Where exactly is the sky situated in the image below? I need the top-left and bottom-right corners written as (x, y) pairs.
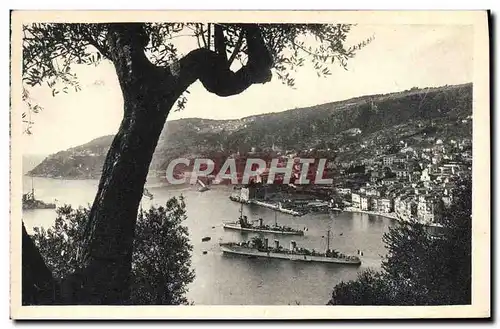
top-left (20, 24), bottom-right (474, 155)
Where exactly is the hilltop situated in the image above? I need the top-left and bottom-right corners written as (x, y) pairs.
top-left (28, 83), bottom-right (473, 179)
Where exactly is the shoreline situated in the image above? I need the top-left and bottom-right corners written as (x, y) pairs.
top-left (25, 174), bottom-right (100, 181)
top-left (229, 197), bottom-right (305, 216)
top-left (343, 207), bottom-right (399, 220)
top-left (343, 207), bottom-right (444, 228)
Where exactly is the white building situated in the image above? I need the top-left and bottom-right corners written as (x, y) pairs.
top-left (351, 192), bottom-right (361, 208)
top-left (417, 195), bottom-right (443, 225)
top-left (360, 195), bottom-right (370, 211)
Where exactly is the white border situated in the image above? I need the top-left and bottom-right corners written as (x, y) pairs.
top-left (7, 8), bottom-right (491, 321)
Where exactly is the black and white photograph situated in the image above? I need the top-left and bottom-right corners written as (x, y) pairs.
top-left (9, 10), bottom-right (490, 319)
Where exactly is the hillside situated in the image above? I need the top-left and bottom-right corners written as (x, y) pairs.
top-left (22, 154), bottom-right (48, 174)
top-left (28, 83), bottom-right (473, 179)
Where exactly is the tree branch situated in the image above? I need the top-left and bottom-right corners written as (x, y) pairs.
top-left (87, 38), bottom-right (111, 59)
top-left (198, 24), bottom-right (207, 48)
top-left (105, 23), bottom-right (155, 93)
top-left (207, 24), bottom-right (211, 50)
top-left (177, 24), bottom-right (273, 97)
top-left (23, 48), bottom-right (73, 76)
top-left (228, 30), bottom-right (244, 67)
top-left (214, 24), bottom-right (228, 63)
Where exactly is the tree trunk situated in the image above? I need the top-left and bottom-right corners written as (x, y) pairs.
top-left (21, 222), bottom-right (57, 304)
top-left (73, 25), bottom-right (187, 304)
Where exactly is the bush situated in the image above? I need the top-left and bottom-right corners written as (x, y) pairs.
top-left (328, 269), bottom-right (394, 305)
top-left (31, 196), bottom-right (195, 305)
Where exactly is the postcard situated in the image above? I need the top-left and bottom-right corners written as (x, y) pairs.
top-left (10, 10), bottom-right (490, 319)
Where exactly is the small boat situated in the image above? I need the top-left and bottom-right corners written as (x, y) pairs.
top-left (223, 204), bottom-right (305, 236)
top-left (197, 178), bottom-right (210, 192)
top-left (202, 236), bottom-right (211, 242)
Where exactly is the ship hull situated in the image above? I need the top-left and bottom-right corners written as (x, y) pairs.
top-left (22, 205), bottom-right (56, 210)
top-left (220, 244), bottom-right (361, 265)
top-left (223, 223), bottom-right (304, 236)
top-left (22, 202), bottom-right (56, 210)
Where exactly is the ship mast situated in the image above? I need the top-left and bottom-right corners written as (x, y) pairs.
top-left (326, 209), bottom-right (337, 252)
top-left (326, 228), bottom-right (331, 252)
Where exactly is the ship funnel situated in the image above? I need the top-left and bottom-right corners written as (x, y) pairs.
top-left (274, 239), bottom-right (279, 250)
top-left (259, 218), bottom-right (263, 227)
top-left (264, 238), bottom-right (269, 250)
top-left (290, 240), bottom-right (297, 251)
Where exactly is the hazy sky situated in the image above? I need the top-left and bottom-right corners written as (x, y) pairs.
top-left (21, 24), bottom-right (473, 155)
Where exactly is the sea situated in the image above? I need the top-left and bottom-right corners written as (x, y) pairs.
top-left (21, 175), bottom-right (396, 305)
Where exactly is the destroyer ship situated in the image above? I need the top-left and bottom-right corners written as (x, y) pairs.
top-left (22, 178), bottom-right (56, 210)
top-left (223, 204), bottom-right (305, 236)
top-left (220, 229), bottom-right (361, 265)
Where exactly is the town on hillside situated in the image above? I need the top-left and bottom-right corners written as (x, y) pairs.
top-left (228, 134), bottom-right (472, 227)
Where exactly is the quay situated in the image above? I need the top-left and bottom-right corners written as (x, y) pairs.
top-left (229, 195), bottom-right (304, 216)
top-left (343, 207), bottom-right (399, 220)
top-left (343, 207), bottom-right (444, 228)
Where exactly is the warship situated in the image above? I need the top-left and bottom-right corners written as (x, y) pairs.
top-left (22, 177), bottom-right (56, 210)
top-left (220, 229), bottom-right (361, 265)
top-left (223, 204), bottom-right (305, 236)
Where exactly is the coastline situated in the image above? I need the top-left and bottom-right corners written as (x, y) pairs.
top-left (229, 197), bottom-right (305, 216)
top-left (343, 207), bottom-right (399, 220)
top-left (343, 207), bottom-right (444, 228)
top-left (25, 174), bottom-right (100, 181)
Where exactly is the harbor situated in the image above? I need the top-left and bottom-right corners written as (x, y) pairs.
top-left (22, 176), bottom-right (394, 305)
top-left (228, 184), bottom-right (336, 217)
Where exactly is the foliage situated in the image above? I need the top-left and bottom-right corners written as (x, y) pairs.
top-left (23, 22), bottom-right (371, 86)
top-left (21, 22), bottom-right (372, 130)
top-left (328, 179), bottom-right (472, 305)
top-left (31, 205), bottom-right (87, 279)
top-left (131, 196), bottom-right (195, 305)
top-left (328, 269), bottom-right (394, 305)
top-left (31, 196), bottom-right (195, 305)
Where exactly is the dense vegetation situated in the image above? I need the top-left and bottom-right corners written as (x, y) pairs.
top-left (28, 197), bottom-right (194, 305)
top-left (328, 179), bottom-right (472, 305)
top-left (28, 83), bottom-right (472, 179)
